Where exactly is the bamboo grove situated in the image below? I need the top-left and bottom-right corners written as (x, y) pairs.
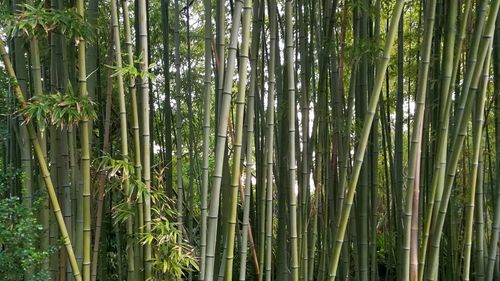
top-left (1, 0), bottom-right (500, 280)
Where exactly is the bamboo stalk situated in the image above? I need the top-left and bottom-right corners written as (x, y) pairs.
top-left (199, 0), bottom-right (212, 278)
top-left (224, 0), bottom-right (252, 277)
top-left (113, 0), bottom-right (135, 275)
top-left (204, 1), bottom-right (244, 279)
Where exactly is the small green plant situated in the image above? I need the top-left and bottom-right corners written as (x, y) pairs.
top-left (141, 204), bottom-right (198, 280)
top-left (106, 52), bottom-right (156, 81)
top-left (0, 168), bottom-right (53, 281)
top-left (99, 155), bottom-right (197, 280)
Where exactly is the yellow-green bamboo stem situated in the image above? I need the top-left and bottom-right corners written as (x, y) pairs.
top-left (224, 0), bottom-right (252, 278)
top-left (74, 0), bottom-right (91, 278)
top-left (285, 0), bottom-right (299, 280)
top-left (110, 0), bottom-right (135, 278)
top-left (204, 0), bottom-right (244, 279)
top-left (462, 46), bottom-right (491, 281)
top-left (136, 0), bottom-right (152, 274)
top-left (121, 0), bottom-right (144, 277)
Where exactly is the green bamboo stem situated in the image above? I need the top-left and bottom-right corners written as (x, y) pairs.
top-left (185, 5), bottom-right (195, 280)
top-left (258, 75), bottom-right (266, 281)
top-left (326, 1), bottom-right (405, 279)
top-left (199, 0), bottom-right (212, 278)
top-left (265, 0), bottom-right (277, 280)
top-left (224, 1), bottom-right (252, 278)
top-left (1, 38), bottom-right (83, 281)
top-left (298, 0), bottom-right (310, 278)
top-left (91, 44), bottom-right (113, 281)
top-left (110, 0), bottom-right (135, 278)
top-left (49, 128), bottom-right (59, 279)
top-left (486, 160), bottom-right (500, 281)
top-left (173, 0), bottom-right (184, 249)
top-left (121, 0), bottom-right (143, 278)
top-left (239, 1), bottom-right (263, 279)
top-left (204, 0), bottom-right (244, 279)
top-left (74, 0), bottom-right (91, 278)
top-left (86, 0), bottom-right (98, 146)
top-left (137, 0), bottom-right (152, 274)
top-left (215, 0), bottom-right (225, 123)
top-left (357, 3), bottom-right (369, 279)
top-left (486, 11), bottom-right (500, 281)
top-left (264, 0), bottom-right (277, 281)
top-left (47, 29), bottom-right (61, 276)
top-left (285, 0), bottom-right (299, 279)
top-left (463, 47), bottom-right (491, 281)
top-left (475, 150), bottom-right (486, 281)
top-left (13, 11), bottom-right (33, 276)
top-left (12, 0), bottom-right (32, 214)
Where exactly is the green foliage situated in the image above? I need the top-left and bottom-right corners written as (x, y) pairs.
top-left (95, 154), bottom-right (148, 204)
top-left (1, 3), bottom-right (94, 42)
top-left (18, 90), bottom-right (96, 131)
top-left (106, 52), bottom-right (156, 81)
top-left (98, 154), bottom-right (197, 280)
top-left (0, 168), bottom-right (52, 281)
top-left (141, 200), bottom-right (198, 280)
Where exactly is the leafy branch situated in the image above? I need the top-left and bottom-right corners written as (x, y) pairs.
top-left (17, 91), bottom-right (96, 131)
top-left (106, 52), bottom-right (156, 81)
top-left (2, 3), bottom-right (94, 42)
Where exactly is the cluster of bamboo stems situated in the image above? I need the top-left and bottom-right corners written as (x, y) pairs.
top-left (2, 0), bottom-right (500, 280)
